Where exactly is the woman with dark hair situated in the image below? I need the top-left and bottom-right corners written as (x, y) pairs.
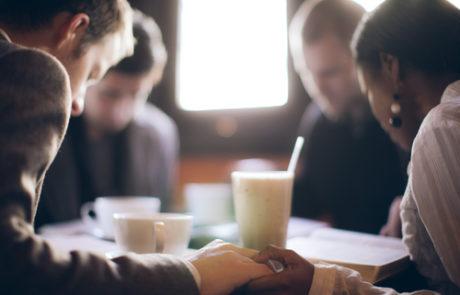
top-left (246, 0), bottom-right (460, 294)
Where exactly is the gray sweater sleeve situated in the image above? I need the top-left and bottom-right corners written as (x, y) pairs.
top-left (0, 43), bottom-right (199, 295)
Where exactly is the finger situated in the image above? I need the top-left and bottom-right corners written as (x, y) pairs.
top-left (207, 241), bottom-right (259, 258)
top-left (253, 245), bottom-right (282, 262)
top-left (247, 289), bottom-right (287, 295)
top-left (205, 239), bottom-right (225, 248)
top-left (245, 262), bottom-right (275, 279)
top-left (230, 245), bottom-right (259, 258)
top-left (253, 245), bottom-right (296, 264)
top-left (247, 273), bottom-right (288, 291)
top-left (223, 251), bottom-right (273, 277)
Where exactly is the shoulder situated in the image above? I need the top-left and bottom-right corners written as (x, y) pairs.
top-left (1, 46), bottom-right (69, 86)
top-left (410, 98), bottom-right (460, 186)
top-left (415, 97), bottom-right (460, 146)
top-left (0, 47), bottom-right (71, 112)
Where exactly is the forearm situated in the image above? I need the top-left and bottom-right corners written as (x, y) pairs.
top-left (309, 264), bottom-right (439, 295)
top-left (0, 209), bottom-right (199, 294)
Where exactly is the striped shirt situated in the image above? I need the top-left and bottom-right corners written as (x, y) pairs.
top-left (309, 80), bottom-right (460, 295)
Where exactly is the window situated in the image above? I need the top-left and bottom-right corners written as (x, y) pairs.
top-left (354, 0), bottom-right (460, 11)
top-left (176, 0), bottom-right (288, 111)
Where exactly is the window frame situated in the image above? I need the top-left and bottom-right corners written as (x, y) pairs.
top-left (130, 0), bottom-right (309, 155)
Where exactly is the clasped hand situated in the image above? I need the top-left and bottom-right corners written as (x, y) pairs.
top-left (187, 240), bottom-right (314, 295)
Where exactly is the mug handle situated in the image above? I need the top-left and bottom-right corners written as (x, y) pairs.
top-left (81, 202), bottom-right (98, 229)
top-left (153, 221), bottom-right (165, 253)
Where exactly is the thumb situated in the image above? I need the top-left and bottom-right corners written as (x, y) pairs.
top-left (247, 261), bottom-right (275, 279)
top-left (253, 245), bottom-right (286, 264)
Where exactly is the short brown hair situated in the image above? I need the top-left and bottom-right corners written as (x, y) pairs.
top-left (291, 0), bottom-right (365, 47)
top-left (0, 0), bottom-right (133, 55)
top-left (289, 0), bottom-right (365, 75)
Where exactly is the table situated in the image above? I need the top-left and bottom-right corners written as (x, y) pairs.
top-left (189, 216), bottom-right (329, 248)
top-left (39, 217), bottom-right (413, 287)
top-left (39, 217), bottom-right (329, 256)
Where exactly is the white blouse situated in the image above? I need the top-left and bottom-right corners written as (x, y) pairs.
top-left (308, 80), bottom-right (460, 295)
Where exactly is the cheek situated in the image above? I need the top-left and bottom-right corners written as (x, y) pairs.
top-left (72, 55), bottom-right (95, 99)
top-left (337, 73), bottom-right (358, 96)
top-left (84, 92), bottom-right (114, 120)
top-left (368, 90), bottom-right (392, 128)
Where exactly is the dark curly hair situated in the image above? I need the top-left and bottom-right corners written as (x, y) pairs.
top-left (352, 0), bottom-right (460, 76)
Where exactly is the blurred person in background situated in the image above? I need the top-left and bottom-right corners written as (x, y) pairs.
top-left (36, 10), bottom-right (179, 228)
top-left (289, 0), bottom-right (408, 234)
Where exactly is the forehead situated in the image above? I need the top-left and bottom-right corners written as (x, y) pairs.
top-left (303, 33), bottom-right (351, 70)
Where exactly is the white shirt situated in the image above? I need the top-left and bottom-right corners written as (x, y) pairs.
top-left (309, 80), bottom-right (460, 295)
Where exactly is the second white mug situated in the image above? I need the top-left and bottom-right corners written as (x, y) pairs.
top-left (112, 212), bottom-right (194, 256)
top-left (81, 196), bottom-right (161, 239)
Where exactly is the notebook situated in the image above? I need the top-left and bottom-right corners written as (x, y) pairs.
top-left (287, 227), bottom-right (410, 283)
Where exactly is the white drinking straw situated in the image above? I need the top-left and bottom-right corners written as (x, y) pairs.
top-left (287, 136), bottom-right (304, 173)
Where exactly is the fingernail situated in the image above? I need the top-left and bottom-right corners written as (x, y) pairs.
top-left (267, 259), bottom-right (284, 273)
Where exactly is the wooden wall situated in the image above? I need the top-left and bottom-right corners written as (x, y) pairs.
top-left (173, 154), bottom-right (290, 210)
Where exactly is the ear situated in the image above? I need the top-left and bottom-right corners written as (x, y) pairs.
top-left (55, 13), bottom-right (90, 49)
top-left (379, 53), bottom-right (400, 89)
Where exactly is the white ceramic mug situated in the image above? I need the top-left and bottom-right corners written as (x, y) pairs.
top-left (81, 196), bottom-right (161, 239)
top-left (112, 212), bottom-right (194, 256)
top-left (231, 171), bottom-right (294, 250)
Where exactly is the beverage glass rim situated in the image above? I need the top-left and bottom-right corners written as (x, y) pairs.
top-left (113, 212), bottom-right (193, 221)
top-left (96, 196), bottom-right (160, 202)
top-left (231, 170), bottom-right (294, 178)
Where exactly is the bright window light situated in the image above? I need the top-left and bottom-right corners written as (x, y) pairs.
top-left (353, 0), bottom-right (460, 11)
top-left (353, 0), bottom-right (384, 11)
top-left (177, 0), bottom-right (288, 111)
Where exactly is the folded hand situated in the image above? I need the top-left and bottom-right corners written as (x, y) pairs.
top-left (187, 240), bottom-right (273, 295)
top-left (380, 196), bottom-right (402, 237)
top-left (247, 245), bottom-right (314, 295)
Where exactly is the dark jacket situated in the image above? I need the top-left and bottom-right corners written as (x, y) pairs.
top-left (36, 103), bottom-right (179, 228)
top-left (293, 102), bottom-right (408, 234)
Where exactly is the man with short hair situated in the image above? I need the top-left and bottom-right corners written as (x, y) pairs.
top-left (36, 11), bottom-right (178, 228)
top-left (289, 0), bottom-right (408, 234)
top-left (0, 1), bottom-right (271, 293)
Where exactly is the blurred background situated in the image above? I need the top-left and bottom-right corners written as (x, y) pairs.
top-left (126, 0), bottom-right (460, 211)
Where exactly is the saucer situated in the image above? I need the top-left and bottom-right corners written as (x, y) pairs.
top-left (105, 250), bottom-right (131, 259)
top-left (90, 227), bottom-right (115, 241)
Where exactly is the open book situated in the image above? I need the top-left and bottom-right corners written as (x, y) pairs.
top-left (287, 227), bottom-right (410, 283)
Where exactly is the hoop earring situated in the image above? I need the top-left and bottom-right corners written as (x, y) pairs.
top-left (389, 93), bottom-right (402, 128)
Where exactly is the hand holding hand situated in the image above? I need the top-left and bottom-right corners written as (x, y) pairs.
top-left (380, 196), bottom-right (402, 237)
top-left (247, 245), bottom-right (314, 295)
top-left (187, 240), bottom-right (273, 295)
